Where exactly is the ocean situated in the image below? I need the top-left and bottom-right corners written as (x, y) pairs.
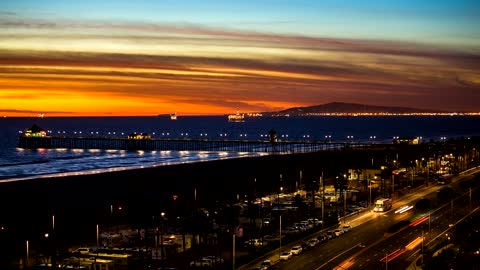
top-left (2, 115), bottom-right (480, 182)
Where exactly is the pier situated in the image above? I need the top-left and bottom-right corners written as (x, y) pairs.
top-left (17, 136), bottom-right (376, 153)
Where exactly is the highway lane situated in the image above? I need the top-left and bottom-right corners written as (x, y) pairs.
top-left (271, 168), bottom-right (479, 270)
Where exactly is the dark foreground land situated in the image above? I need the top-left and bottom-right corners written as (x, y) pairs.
top-left (0, 140), bottom-right (479, 269)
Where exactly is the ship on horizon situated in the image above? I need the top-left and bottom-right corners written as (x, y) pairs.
top-left (170, 112), bottom-right (177, 120)
top-left (228, 111), bottom-right (244, 122)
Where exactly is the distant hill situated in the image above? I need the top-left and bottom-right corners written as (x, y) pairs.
top-left (262, 102), bottom-right (446, 116)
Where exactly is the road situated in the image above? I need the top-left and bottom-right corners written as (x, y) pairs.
top-left (247, 167), bottom-right (480, 270)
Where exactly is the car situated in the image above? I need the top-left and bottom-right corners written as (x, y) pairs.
top-left (263, 234), bottom-right (278, 242)
top-left (334, 228), bottom-right (344, 237)
top-left (260, 260), bottom-right (273, 269)
top-left (308, 238), bottom-right (319, 247)
top-left (189, 258), bottom-right (212, 267)
top-left (280, 251), bottom-right (292, 261)
top-left (342, 224), bottom-right (353, 232)
top-left (290, 245), bottom-right (303, 255)
top-left (244, 238), bottom-right (263, 247)
top-left (284, 226), bottom-right (299, 234)
top-left (203, 256), bottom-right (224, 264)
top-left (327, 230), bottom-right (337, 239)
top-left (317, 234), bottom-right (328, 243)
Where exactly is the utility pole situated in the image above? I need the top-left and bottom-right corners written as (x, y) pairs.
top-left (232, 234), bottom-right (235, 270)
top-left (344, 190), bottom-right (347, 224)
top-left (279, 215), bottom-right (282, 259)
top-left (391, 174), bottom-right (394, 200)
top-left (421, 230), bottom-right (424, 265)
top-left (385, 253), bottom-right (388, 270)
top-left (321, 173), bottom-right (324, 229)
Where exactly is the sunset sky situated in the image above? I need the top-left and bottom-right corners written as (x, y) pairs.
top-left (1, 0), bottom-right (479, 116)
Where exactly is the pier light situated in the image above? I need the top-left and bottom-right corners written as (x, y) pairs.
top-left (186, 133), bottom-right (188, 136)
top-left (121, 132), bottom-right (124, 135)
top-left (205, 133), bottom-right (208, 136)
top-left (162, 133), bottom-right (165, 136)
top-left (74, 132), bottom-right (77, 134)
top-left (96, 132), bottom-right (99, 134)
top-left (152, 132), bottom-right (155, 135)
top-left (63, 131), bottom-right (65, 134)
top-left (113, 132), bottom-right (116, 135)
top-left (220, 134), bottom-right (223, 137)
top-left (79, 131), bottom-right (82, 134)
top-left (240, 134), bottom-right (243, 137)
top-left (181, 133), bottom-right (184, 136)
top-left (108, 132), bottom-right (111, 135)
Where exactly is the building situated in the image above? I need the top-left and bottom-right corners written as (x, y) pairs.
top-left (24, 124), bottom-right (47, 137)
top-left (127, 133), bottom-right (151, 140)
top-left (393, 136), bottom-right (420, 144)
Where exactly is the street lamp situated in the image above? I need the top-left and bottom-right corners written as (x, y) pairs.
top-left (160, 212), bottom-right (165, 262)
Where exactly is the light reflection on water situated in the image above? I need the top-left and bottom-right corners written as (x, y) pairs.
top-left (0, 148), bottom-right (266, 182)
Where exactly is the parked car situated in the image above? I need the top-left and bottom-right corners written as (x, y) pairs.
top-left (308, 218), bottom-right (322, 226)
top-left (327, 230), bottom-right (336, 239)
top-left (308, 238), bottom-right (319, 247)
top-left (284, 226), bottom-right (299, 234)
top-left (260, 260), bottom-right (273, 269)
top-left (263, 235), bottom-right (278, 242)
top-left (317, 234), bottom-right (328, 243)
top-left (204, 256), bottom-right (224, 264)
top-left (290, 245), bottom-right (303, 255)
top-left (280, 251), bottom-right (293, 261)
top-left (334, 228), bottom-right (344, 237)
top-left (342, 224), bottom-right (353, 232)
top-left (244, 238), bottom-right (263, 247)
top-left (190, 258), bottom-right (212, 267)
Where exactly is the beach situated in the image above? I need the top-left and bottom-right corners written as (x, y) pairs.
top-left (0, 142), bottom-right (466, 268)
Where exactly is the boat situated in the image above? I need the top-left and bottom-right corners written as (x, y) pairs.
top-left (170, 113), bottom-right (177, 120)
top-left (228, 111), bottom-right (245, 122)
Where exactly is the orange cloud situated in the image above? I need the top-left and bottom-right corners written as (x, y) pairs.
top-left (1, 19), bottom-right (480, 115)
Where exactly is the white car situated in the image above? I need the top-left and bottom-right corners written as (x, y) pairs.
top-left (280, 251), bottom-right (292, 261)
top-left (334, 229), bottom-right (344, 237)
top-left (342, 225), bottom-right (353, 232)
top-left (290, 245), bottom-right (303, 255)
top-left (190, 258), bottom-right (212, 267)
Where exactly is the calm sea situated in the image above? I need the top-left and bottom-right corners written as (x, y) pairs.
top-left (1, 116), bottom-right (480, 182)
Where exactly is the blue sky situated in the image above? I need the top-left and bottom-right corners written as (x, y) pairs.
top-left (2, 0), bottom-right (479, 46)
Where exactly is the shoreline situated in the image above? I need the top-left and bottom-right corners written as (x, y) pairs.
top-left (0, 151), bottom-right (269, 183)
